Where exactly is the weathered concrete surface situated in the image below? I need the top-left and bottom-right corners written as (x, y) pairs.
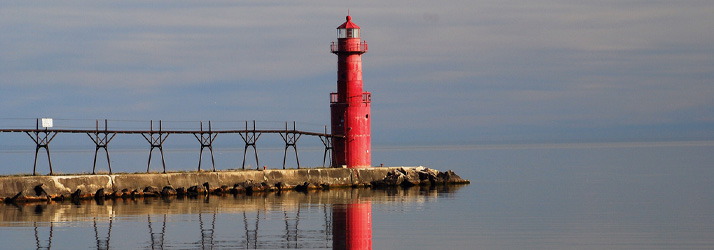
top-left (0, 168), bottom-right (383, 200)
top-left (0, 175), bottom-right (113, 200)
top-left (0, 167), bottom-right (469, 202)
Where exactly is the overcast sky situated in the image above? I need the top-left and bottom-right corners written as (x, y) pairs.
top-left (2, 0), bottom-right (713, 146)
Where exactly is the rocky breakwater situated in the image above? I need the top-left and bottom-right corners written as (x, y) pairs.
top-left (371, 167), bottom-right (469, 187)
top-left (1, 167), bottom-right (469, 204)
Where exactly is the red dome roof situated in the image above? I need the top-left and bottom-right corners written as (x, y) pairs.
top-left (337, 15), bottom-right (360, 29)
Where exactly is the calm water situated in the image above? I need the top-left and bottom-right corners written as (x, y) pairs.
top-left (1, 142), bottom-right (713, 249)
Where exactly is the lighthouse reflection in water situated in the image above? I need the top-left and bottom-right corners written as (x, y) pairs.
top-left (0, 187), bottom-right (460, 249)
top-left (333, 200), bottom-right (372, 250)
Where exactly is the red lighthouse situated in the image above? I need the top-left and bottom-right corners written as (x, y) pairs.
top-left (330, 15), bottom-right (371, 168)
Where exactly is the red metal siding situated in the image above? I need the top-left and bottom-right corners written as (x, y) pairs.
top-left (330, 16), bottom-right (371, 168)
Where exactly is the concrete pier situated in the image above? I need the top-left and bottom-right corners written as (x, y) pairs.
top-left (0, 167), bottom-right (469, 202)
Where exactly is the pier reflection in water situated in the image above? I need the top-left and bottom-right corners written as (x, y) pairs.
top-left (0, 186), bottom-right (461, 249)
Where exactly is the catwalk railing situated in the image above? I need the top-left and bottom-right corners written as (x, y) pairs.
top-left (0, 119), bottom-right (335, 175)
